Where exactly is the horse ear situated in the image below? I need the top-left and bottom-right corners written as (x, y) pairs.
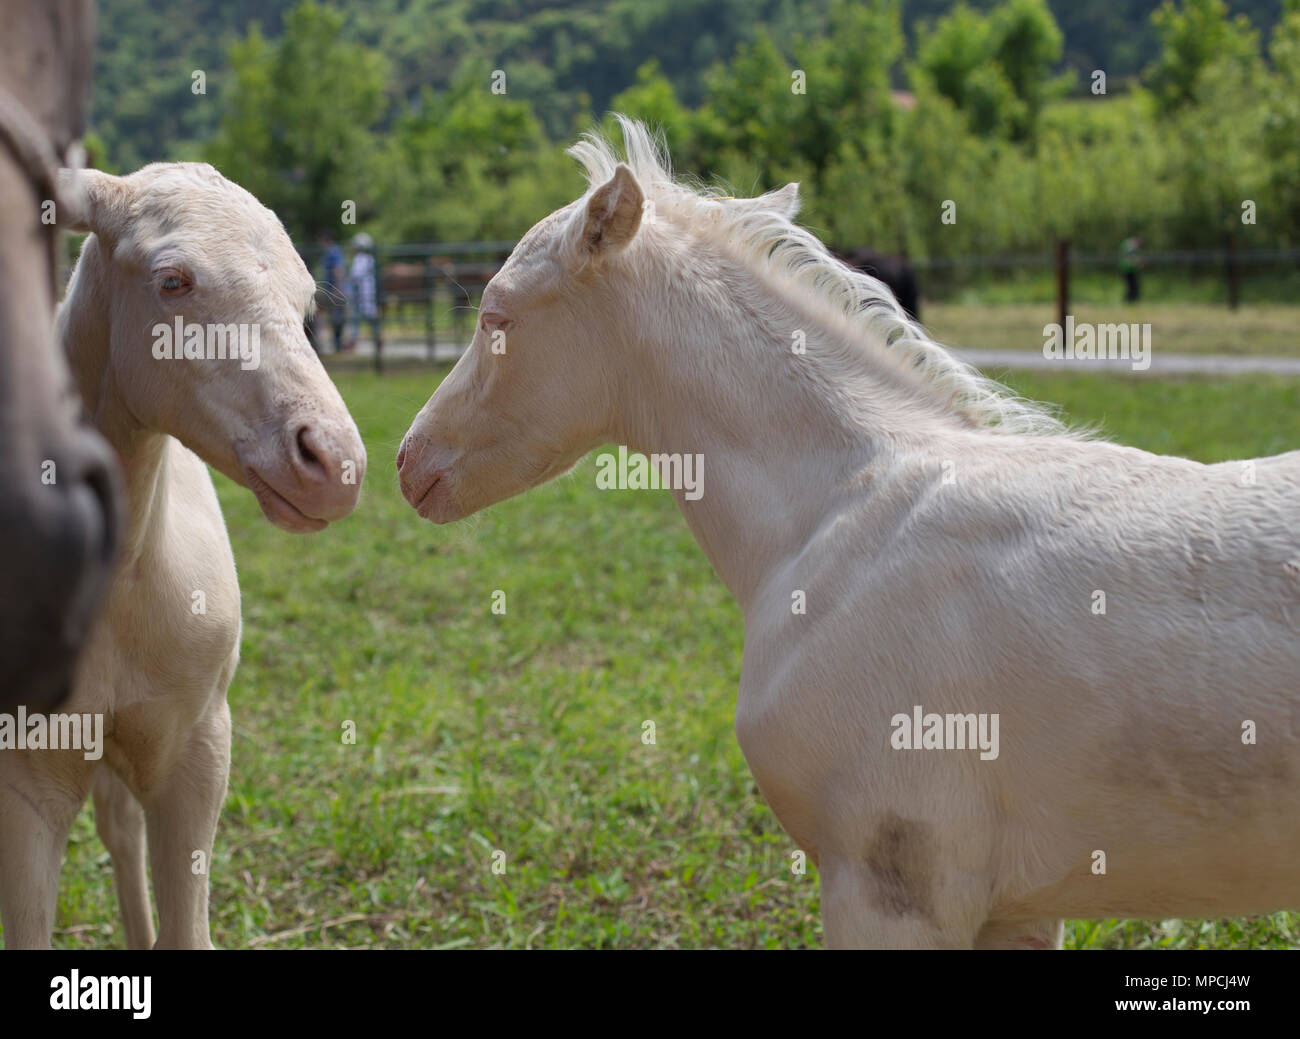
top-left (767, 183), bottom-right (800, 219)
top-left (580, 164), bottom-right (643, 258)
top-left (57, 168), bottom-right (130, 238)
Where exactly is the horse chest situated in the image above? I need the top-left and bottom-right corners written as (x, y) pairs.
top-left (734, 636), bottom-right (881, 857)
top-left (70, 485), bottom-right (240, 751)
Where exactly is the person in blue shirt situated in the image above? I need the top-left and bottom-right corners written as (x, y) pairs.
top-left (319, 233), bottom-right (348, 352)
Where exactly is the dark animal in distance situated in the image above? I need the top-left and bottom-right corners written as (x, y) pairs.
top-left (840, 248), bottom-right (920, 321)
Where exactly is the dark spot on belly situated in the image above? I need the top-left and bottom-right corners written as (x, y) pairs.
top-left (865, 813), bottom-right (936, 921)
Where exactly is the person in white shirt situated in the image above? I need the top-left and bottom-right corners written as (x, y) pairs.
top-left (347, 233), bottom-right (382, 356)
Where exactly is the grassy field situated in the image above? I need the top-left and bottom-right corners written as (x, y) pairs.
top-left (39, 367), bottom-right (1300, 950)
top-left (924, 302), bottom-right (1300, 357)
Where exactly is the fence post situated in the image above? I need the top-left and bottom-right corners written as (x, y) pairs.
top-left (1055, 239), bottom-right (1070, 330)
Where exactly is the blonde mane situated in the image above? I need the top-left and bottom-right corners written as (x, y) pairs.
top-left (569, 116), bottom-right (1075, 438)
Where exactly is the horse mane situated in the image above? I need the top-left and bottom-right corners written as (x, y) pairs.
top-left (568, 116), bottom-right (1077, 438)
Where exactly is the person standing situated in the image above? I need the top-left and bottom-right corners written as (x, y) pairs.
top-left (347, 232), bottom-right (382, 360)
top-left (1119, 236), bottom-right (1142, 303)
top-left (320, 233), bottom-right (348, 352)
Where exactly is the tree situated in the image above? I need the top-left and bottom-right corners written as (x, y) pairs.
top-left (607, 60), bottom-right (694, 160)
top-left (1263, 4), bottom-right (1300, 242)
top-left (375, 60), bottom-right (573, 243)
top-left (1145, 0), bottom-right (1258, 114)
top-left (694, 0), bottom-right (902, 201)
top-left (205, 0), bottom-right (388, 240)
top-left (913, 0), bottom-right (1066, 141)
top-left (990, 0), bottom-right (1071, 135)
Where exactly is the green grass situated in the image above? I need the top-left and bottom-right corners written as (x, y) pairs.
top-left (40, 368), bottom-right (1300, 949)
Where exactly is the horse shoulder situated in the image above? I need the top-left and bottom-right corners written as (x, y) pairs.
top-left (155, 440), bottom-right (242, 658)
top-left (72, 441), bottom-right (239, 749)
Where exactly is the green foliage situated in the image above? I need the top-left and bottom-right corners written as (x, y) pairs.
top-left (1146, 0), bottom-right (1258, 114)
top-left (607, 61), bottom-right (693, 159)
top-left (1163, 51), bottom-right (1269, 243)
top-left (96, 0), bottom-right (1300, 275)
top-left (1263, 8), bottom-right (1300, 243)
top-left (374, 61), bottom-right (575, 242)
top-left (913, 0), bottom-right (1067, 140)
top-left (94, 1), bottom-right (1290, 165)
top-left (990, 0), bottom-right (1074, 127)
top-left (204, 2), bottom-right (388, 239)
top-left (916, 4), bottom-right (1017, 138)
top-left (92, 0), bottom-right (241, 170)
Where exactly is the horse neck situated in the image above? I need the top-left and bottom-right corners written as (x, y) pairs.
top-left (60, 236), bottom-right (172, 566)
top-left (606, 256), bottom-right (954, 613)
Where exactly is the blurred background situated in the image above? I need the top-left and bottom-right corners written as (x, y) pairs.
top-left (84, 0), bottom-right (1300, 360)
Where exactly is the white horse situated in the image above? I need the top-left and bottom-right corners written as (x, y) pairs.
top-left (0, 163), bottom-right (367, 949)
top-left (398, 118), bottom-right (1300, 949)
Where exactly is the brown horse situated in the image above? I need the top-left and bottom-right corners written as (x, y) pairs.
top-left (0, 1), bottom-right (120, 712)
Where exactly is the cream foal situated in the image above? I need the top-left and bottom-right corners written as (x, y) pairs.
top-left (0, 164), bottom-right (366, 949)
top-left (398, 119), bottom-right (1300, 949)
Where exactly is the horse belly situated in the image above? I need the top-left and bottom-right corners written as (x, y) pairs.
top-left (1000, 813), bottom-right (1300, 920)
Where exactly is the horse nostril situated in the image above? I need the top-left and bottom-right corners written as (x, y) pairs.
top-left (294, 426), bottom-right (327, 479)
top-left (396, 437), bottom-right (408, 471)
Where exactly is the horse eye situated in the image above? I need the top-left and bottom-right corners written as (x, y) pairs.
top-left (158, 271), bottom-right (191, 296)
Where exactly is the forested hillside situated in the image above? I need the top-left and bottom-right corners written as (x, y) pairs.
top-left (93, 0), bottom-right (1283, 167)
top-left (89, 0), bottom-right (1300, 262)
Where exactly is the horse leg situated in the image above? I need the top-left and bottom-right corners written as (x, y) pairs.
top-left (139, 700), bottom-right (231, 949)
top-left (93, 766), bottom-right (156, 949)
top-left (973, 917), bottom-right (1064, 949)
top-left (0, 754), bottom-right (94, 948)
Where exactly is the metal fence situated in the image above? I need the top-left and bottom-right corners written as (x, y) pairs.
top-left (302, 240), bottom-right (1300, 370)
top-left (302, 240), bottom-right (515, 369)
top-left (915, 244), bottom-right (1300, 317)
